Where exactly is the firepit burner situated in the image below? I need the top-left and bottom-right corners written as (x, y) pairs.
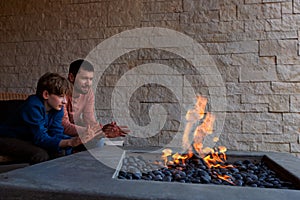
top-left (115, 151), bottom-right (299, 190)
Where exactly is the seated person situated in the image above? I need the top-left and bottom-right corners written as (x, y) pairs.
top-left (0, 72), bottom-right (100, 164)
top-left (62, 59), bottom-right (129, 149)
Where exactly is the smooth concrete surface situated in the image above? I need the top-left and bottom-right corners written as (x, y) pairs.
top-left (0, 146), bottom-right (299, 200)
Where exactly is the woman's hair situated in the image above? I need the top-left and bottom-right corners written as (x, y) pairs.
top-left (36, 72), bottom-right (72, 98)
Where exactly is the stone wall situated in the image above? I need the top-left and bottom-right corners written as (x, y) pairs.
top-left (0, 0), bottom-right (299, 157)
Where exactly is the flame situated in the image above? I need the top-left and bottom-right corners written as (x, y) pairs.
top-left (203, 146), bottom-right (233, 168)
top-left (217, 174), bottom-right (235, 185)
top-left (162, 148), bottom-right (191, 167)
top-left (193, 112), bottom-right (215, 156)
top-left (161, 95), bottom-right (236, 184)
top-left (172, 153), bottom-right (189, 165)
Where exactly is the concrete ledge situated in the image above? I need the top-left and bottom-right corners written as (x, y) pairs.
top-left (0, 146), bottom-right (299, 200)
top-left (0, 163), bottom-right (29, 173)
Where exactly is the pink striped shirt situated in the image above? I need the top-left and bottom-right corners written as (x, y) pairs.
top-left (62, 89), bottom-right (98, 136)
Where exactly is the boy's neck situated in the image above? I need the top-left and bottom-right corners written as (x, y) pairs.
top-left (44, 101), bottom-right (52, 113)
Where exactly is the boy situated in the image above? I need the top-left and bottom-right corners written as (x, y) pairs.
top-left (0, 72), bottom-right (99, 164)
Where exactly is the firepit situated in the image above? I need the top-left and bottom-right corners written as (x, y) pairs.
top-left (0, 146), bottom-right (300, 200)
top-left (114, 150), bottom-right (299, 190)
top-left (114, 95), bottom-right (300, 190)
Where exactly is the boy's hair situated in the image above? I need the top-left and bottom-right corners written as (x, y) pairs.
top-left (68, 59), bottom-right (94, 77)
top-left (36, 72), bottom-right (72, 98)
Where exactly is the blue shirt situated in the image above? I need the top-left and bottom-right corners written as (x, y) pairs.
top-left (0, 95), bottom-right (71, 153)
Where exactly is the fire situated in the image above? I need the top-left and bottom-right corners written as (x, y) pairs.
top-left (162, 95), bottom-right (235, 185)
top-left (162, 149), bottom-right (191, 166)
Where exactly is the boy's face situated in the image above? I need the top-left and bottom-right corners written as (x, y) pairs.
top-left (44, 92), bottom-right (67, 112)
top-left (73, 68), bottom-right (94, 94)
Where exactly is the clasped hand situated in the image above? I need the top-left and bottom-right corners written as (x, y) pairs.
top-left (102, 122), bottom-right (130, 138)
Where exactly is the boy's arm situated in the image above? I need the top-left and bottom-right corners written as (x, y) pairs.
top-left (21, 103), bottom-right (65, 151)
top-left (22, 103), bottom-right (84, 150)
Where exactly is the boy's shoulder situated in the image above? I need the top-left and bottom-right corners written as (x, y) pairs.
top-left (25, 95), bottom-right (43, 107)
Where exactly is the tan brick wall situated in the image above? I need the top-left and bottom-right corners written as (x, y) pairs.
top-left (0, 0), bottom-right (299, 156)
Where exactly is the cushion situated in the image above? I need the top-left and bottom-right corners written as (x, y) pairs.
top-left (0, 100), bottom-right (25, 124)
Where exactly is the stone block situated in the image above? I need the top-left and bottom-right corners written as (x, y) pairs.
top-left (240, 103), bottom-right (269, 112)
top-left (265, 19), bottom-right (285, 31)
top-left (257, 143), bottom-right (290, 152)
top-left (234, 41), bottom-right (260, 53)
top-left (272, 82), bottom-right (300, 94)
top-left (0, 66), bottom-right (17, 73)
top-left (259, 112), bottom-right (283, 121)
top-left (219, 21), bottom-right (244, 33)
top-left (259, 56), bottom-right (276, 65)
top-left (182, 0), bottom-right (194, 12)
top-left (108, 0), bottom-right (141, 27)
top-left (263, 0), bottom-right (289, 2)
top-left (277, 55), bottom-right (300, 64)
top-left (183, 0), bottom-right (220, 11)
top-left (293, 0), bottom-right (300, 13)
top-left (15, 55), bottom-right (40, 67)
top-left (148, 13), bottom-right (180, 22)
top-left (282, 2), bottom-right (293, 14)
top-left (219, 65), bottom-right (240, 82)
top-left (281, 14), bottom-right (300, 31)
top-left (38, 55), bottom-right (61, 67)
top-left (228, 82), bottom-right (274, 95)
top-left (261, 3), bottom-right (282, 19)
top-left (43, 12), bottom-right (61, 30)
top-left (245, 20), bottom-right (265, 31)
top-left (266, 121), bottom-right (283, 134)
top-left (259, 39), bottom-right (298, 57)
top-left (216, 41), bottom-right (259, 54)
top-left (220, 5), bottom-right (237, 21)
top-left (242, 120), bottom-right (267, 134)
top-left (6, 87), bottom-right (35, 94)
top-left (0, 73), bottom-right (22, 88)
top-left (263, 134), bottom-right (298, 143)
top-left (240, 64), bottom-right (278, 82)
top-left (245, 0), bottom-right (262, 4)
top-left (39, 40), bottom-right (57, 54)
top-left (268, 94), bottom-right (289, 112)
top-left (266, 30), bottom-right (298, 39)
top-left (231, 53), bottom-right (258, 66)
top-left (290, 94), bottom-right (300, 112)
top-left (241, 94), bottom-right (269, 104)
top-left (158, 131), bottom-right (180, 146)
top-left (104, 75), bottom-right (121, 87)
top-left (95, 86), bottom-right (114, 109)
top-left (223, 113), bottom-right (242, 133)
top-left (16, 42), bottom-right (41, 56)
top-left (283, 125), bottom-right (300, 135)
top-left (0, 43), bottom-right (16, 56)
top-left (219, 135), bottom-right (258, 151)
top-left (277, 64), bottom-right (300, 81)
top-left (238, 4), bottom-right (263, 20)
top-left (283, 113), bottom-right (300, 125)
